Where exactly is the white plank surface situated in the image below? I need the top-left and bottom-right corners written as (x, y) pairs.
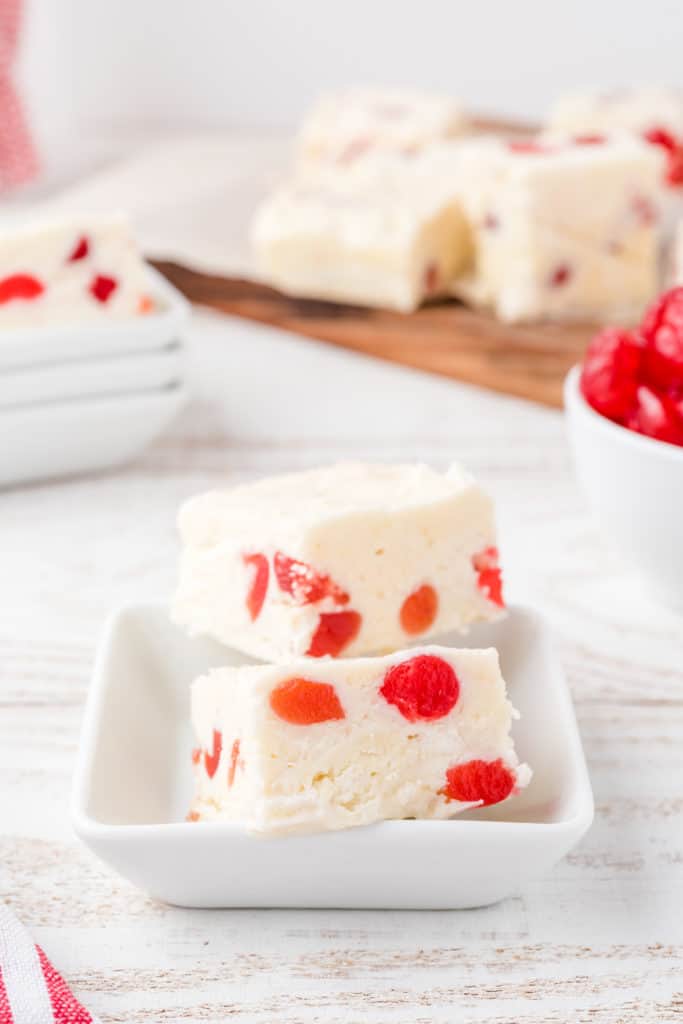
top-left (1, 308), bottom-right (682, 1022)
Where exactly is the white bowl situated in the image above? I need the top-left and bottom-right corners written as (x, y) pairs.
top-left (71, 603), bottom-right (593, 910)
top-left (0, 342), bottom-right (186, 408)
top-left (565, 366), bottom-right (683, 611)
top-left (0, 384), bottom-right (187, 488)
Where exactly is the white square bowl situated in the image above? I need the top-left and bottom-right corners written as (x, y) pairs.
top-left (72, 604), bottom-right (593, 909)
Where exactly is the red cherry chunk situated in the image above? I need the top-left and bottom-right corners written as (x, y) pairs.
top-left (242, 552), bottom-right (269, 620)
top-left (228, 738), bottom-right (242, 787)
top-left (507, 140), bottom-right (551, 154)
top-left (89, 274), bottom-right (118, 303)
top-left (472, 546), bottom-right (505, 608)
top-left (642, 127), bottom-right (683, 186)
top-left (68, 236), bottom-right (89, 261)
top-left (626, 385), bottom-right (683, 446)
top-left (380, 654), bottom-right (459, 722)
top-left (204, 729), bottom-right (222, 778)
top-left (441, 758), bottom-right (516, 806)
top-left (0, 273), bottom-right (45, 304)
top-left (644, 126), bottom-right (678, 152)
top-left (580, 327), bottom-right (643, 422)
top-left (631, 194), bottom-right (658, 225)
top-left (640, 286), bottom-right (683, 391)
top-left (306, 610), bottom-right (361, 657)
top-left (573, 134), bottom-right (606, 145)
top-left (270, 678), bottom-right (345, 724)
top-left (423, 262), bottom-right (439, 294)
top-left (400, 584), bottom-right (438, 635)
top-left (549, 263), bottom-right (572, 288)
top-left (274, 551), bottom-right (349, 605)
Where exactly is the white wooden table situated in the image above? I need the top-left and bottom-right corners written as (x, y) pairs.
top-left (2, 309), bottom-right (682, 1022)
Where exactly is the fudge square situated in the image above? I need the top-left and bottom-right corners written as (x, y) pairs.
top-left (0, 216), bottom-right (151, 328)
top-left (250, 180), bottom-right (467, 312)
top-left (451, 136), bottom-right (662, 323)
top-left (189, 645), bottom-right (531, 835)
top-left (297, 87), bottom-right (468, 168)
top-left (173, 462), bottom-right (505, 662)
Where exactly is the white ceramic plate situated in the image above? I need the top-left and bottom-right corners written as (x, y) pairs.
top-left (0, 267), bottom-right (189, 370)
top-left (0, 385), bottom-right (187, 488)
top-left (72, 603), bottom-right (593, 909)
top-left (0, 342), bottom-right (186, 409)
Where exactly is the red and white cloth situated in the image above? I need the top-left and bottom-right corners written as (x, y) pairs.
top-left (0, 905), bottom-right (97, 1024)
top-left (0, 0), bottom-right (38, 191)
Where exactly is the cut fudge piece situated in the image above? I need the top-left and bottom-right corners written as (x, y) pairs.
top-left (450, 136), bottom-right (661, 323)
top-left (0, 216), bottom-right (151, 328)
top-left (545, 86), bottom-right (683, 142)
top-left (173, 462), bottom-right (505, 662)
top-left (544, 87), bottom-right (683, 207)
top-left (189, 645), bottom-right (531, 835)
top-left (250, 180), bottom-right (467, 312)
top-left (297, 88), bottom-right (468, 168)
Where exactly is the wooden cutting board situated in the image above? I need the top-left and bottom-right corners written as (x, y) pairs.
top-left (152, 113), bottom-right (595, 410)
top-left (154, 261), bottom-right (594, 409)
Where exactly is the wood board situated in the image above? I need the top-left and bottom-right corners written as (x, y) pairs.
top-left (154, 261), bottom-right (594, 409)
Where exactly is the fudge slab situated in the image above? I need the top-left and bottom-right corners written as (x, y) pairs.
top-left (0, 217), bottom-right (151, 328)
top-left (250, 181), bottom-right (467, 312)
top-left (189, 645), bottom-right (531, 835)
top-left (297, 87), bottom-right (467, 167)
top-left (450, 137), bottom-right (661, 323)
top-left (173, 462), bottom-right (505, 662)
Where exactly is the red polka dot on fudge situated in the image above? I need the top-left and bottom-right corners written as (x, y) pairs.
top-left (306, 610), bottom-right (362, 657)
top-left (242, 552), bottom-right (269, 621)
top-left (380, 654), bottom-right (459, 722)
top-left (441, 758), bottom-right (516, 806)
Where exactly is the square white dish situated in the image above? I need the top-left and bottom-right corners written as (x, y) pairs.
top-left (0, 267), bottom-right (189, 370)
top-left (72, 603), bottom-right (593, 909)
top-left (0, 342), bottom-right (186, 408)
top-left (0, 384), bottom-right (187, 488)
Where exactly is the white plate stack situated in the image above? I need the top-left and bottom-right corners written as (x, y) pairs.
top-left (0, 268), bottom-right (190, 487)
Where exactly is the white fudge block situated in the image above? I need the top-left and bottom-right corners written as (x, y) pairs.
top-left (545, 86), bottom-right (683, 140)
top-left (297, 88), bottom-right (468, 168)
top-left (0, 217), bottom-right (151, 328)
top-left (250, 180), bottom-right (468, 312)
top-left (450, 137), bottom-right (661, 323)
top-left (173, 462), bottom-right (505, 662)
top-left (189, 645), bottom-right (531, 835)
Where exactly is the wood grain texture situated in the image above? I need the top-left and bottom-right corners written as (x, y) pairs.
top-left (1, 309), bottom-right (682, 1022)
top-left (153, 263), bottom-right (594, 410)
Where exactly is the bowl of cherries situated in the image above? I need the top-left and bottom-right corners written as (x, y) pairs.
top-left (565, 286), bottom-right (683, 611)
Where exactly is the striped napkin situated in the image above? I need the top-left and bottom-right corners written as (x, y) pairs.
top-left (0, 905), bottom-right (97, 1024)
top-left (0, 0), bottom-right (38, 191)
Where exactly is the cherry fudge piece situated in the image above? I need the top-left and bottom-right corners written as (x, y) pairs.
top-left (448, 136), bottom-right (661, 323)
top-left (188, 645), bottom-right (531, 835)
top-left (250, 178), bottom-right (468, 312)
top-left (546, 86), bottom-right (683, 142)
top-left (173, 462), bottom-right (505, 662)
top-left (0, 216), bottom-right (152, 328)
top-left (296, 87), bottom-right (468, 169)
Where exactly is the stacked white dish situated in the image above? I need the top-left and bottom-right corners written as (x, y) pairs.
top-left (0, 268), bottom-right (190, 487)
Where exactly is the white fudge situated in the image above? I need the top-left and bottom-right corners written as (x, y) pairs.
top-left (188, 645), bottom-right (531, 835)
top-left (297, 88), bottom-right (468, 168)
top-left (173, 462), bottom-right (505, 662)
top-left (545, 86), bottom-right (683, 141)
top-left (0, 217), bottom-right (152, 328)
top-left (450, 137), bottom-right (661, 323)
top-left (250, 180), bottom-right (467, 312)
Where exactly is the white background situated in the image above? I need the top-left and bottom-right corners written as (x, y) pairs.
top-left (16, 0), bottom-right (683, 177)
